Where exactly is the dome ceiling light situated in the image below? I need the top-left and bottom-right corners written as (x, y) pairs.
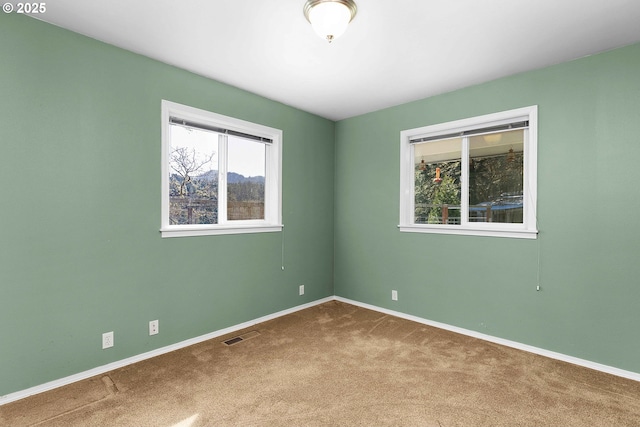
top-left (303, 0), bottom-right (357, 43)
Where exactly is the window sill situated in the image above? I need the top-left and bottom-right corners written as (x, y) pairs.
top-left (398, 224), bottom-right (538, 239)
top-left (161, 224), bottom-right (283, 238)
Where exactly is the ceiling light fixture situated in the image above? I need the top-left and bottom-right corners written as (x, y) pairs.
top-left (303, 0), bottom-right (357, 43)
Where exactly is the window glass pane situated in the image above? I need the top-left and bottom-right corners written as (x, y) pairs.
top-left (227, 136), bottom-right (266, 220)
top-left (169, 125), bottom-right (219, 225)
top-left (414, 137), bottom-right (462, 224)
top-left (468, 130), bottom-right (524, 223)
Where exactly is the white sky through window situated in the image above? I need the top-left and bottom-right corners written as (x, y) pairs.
top-left (170, 125), bottom-right (265, 177)
top-left (228, 136), bottom-right (265, 178)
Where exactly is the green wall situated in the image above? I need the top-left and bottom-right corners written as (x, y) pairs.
top-left (334, 43), bottom-right (640, 373)
top-left (0, 15), bottom-right (335, 396)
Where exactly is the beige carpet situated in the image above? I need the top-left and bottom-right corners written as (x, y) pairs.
top-left (2, 301), bottom-right (640, 426)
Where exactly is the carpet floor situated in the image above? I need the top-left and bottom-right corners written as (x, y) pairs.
top-left (2, 301), bottom-right (640, 426)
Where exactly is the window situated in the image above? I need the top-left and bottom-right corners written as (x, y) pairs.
top-left (400, 106), bottom-right (537, 239)
top-left (161, 100), bottom-right (282, 238)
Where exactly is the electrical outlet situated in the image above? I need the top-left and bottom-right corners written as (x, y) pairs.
top-left (149, 320), bottom-right (159, 336)
top-left (392, 290), bottom-right (398, 301)
top-left (299, 285), bottom-right (305, 296)
top-left (102, 331), bottom-right (114, 349)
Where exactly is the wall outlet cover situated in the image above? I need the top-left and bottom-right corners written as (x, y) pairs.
top-left (149, 320), bottom-right (159, 336)
top-left (102, 331), bottom-right (114, 349)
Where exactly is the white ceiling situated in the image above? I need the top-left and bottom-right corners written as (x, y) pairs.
top-left (32, 0), bottom-right (640, 121)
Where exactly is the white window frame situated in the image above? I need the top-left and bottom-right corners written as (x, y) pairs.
top-left (161, 100), bottom-right (282, 238)
top-left (399, 106), bottom-right (538, 239)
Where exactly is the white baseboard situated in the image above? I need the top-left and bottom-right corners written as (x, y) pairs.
top-left (3, 294), bottom-right (638, 406)
top-left (0, 297), bottom-right (334, 406)
top-left (334, 296), bottom-right (640, 383)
